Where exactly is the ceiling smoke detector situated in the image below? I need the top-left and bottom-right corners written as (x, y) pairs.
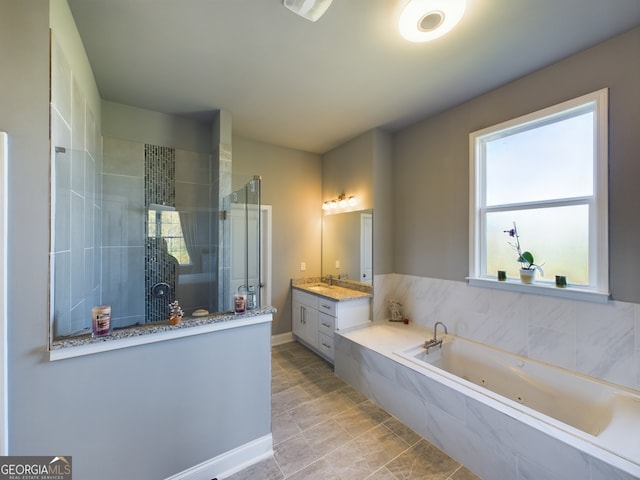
top-left (283, 0), bottom-right (334, 22)
top-left (399, 0), bottom-right (466, 42)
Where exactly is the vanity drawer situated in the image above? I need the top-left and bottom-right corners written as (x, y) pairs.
top-left (318, 312), bottom-right (335, 335)
top-left (318, 332), bottom-right (334, 359)
top-left (317, 298), bottom-right (337, 316)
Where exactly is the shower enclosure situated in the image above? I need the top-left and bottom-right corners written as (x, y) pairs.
top-left (50, 141), bottom-right (263, 339)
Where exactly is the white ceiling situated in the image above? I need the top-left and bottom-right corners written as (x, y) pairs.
top-left (67, 0), bottom-right (640, 154)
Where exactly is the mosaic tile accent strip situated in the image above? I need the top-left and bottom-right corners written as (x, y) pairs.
top-left (144, 144), bottom-right (177, 323)
top-left (144, 144), bottom-right (175, 208)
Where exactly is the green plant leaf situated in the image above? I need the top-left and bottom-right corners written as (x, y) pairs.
top-left (519, 251), bottom-right (534, 265)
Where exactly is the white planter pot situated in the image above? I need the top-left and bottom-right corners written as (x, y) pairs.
top-left (519, 268), bottom-right (536, 284)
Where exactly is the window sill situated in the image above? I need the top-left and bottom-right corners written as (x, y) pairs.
top-left (467, 278), bottom-right (610, 304)
top-left (49, 308), bottom-right (275, 361)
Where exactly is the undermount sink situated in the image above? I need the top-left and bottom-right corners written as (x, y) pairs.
top-left (306, 284), bottom-right (334, 291)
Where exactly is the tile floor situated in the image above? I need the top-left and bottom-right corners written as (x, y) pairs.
top-left (227, 341), bottom-right (481, 480)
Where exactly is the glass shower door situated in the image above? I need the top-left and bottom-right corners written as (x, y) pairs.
top-left (222, 176), bottom-right (262, 312)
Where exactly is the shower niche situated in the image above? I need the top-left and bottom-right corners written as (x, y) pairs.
top-left (50, 139), bottom-right (262, 340)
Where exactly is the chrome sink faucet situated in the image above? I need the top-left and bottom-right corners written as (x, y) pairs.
top-left (424, 321), bottom-right (448, 353)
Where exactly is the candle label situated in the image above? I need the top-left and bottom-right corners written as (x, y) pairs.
top-left (92, 306), bottom-right (111, 337)
top-left (234, 295), bottom-right (246, 314)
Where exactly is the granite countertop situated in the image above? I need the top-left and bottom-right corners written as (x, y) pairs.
top-left (51, 306), bottom-right (277, 351)
top-left (292, 282), bottom-right (372, 302)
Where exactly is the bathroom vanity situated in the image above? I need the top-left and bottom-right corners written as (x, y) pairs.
top-left (291, 282), bottom-right (371, 362)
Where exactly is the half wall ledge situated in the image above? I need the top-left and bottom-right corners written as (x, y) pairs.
top-left (49, 308), bottom-right (275, 361)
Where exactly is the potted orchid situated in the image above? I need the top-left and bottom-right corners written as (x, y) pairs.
top-left (504, 222), bottom-right (544, 284)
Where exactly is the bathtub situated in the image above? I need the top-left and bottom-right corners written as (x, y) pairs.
top-left (396, 335), bottom-right (640, 466)
top-left (334, 324), bottom-right (640, 479)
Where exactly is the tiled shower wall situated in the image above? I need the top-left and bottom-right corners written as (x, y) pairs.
top-left (50, 35), bottom-right (103, 337)
top-left (102, 138), bottom-right (145, 328)
top-left (374, 273), bottom-right (640, 391)
top-left (50, 34), bottom-right (221, 335)
top-left (174, 147), bottom-right (218, 314)
top-left (102, 137), bottom-right (216, 328)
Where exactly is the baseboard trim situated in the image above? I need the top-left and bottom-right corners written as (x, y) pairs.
top-left (165, 434), bottom-right (273, 480)
top-left (271, 332), bottom-right (294, 346)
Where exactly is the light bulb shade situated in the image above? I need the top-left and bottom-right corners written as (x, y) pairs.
top-left (322, 194), bottom-right (359, 211)
top-left (399, 0), bottom-right (466, 42)
top-left (283, 0), bottom-right (334, 22)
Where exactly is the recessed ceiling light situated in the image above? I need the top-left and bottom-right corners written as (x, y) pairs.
top-left (283, 0), bottom-right (334, 22)
top-left (399, 0), bottom-right (466, 42)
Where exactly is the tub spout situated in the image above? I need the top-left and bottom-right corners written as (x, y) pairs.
top-left (424, 321), bottom-right (448, 353)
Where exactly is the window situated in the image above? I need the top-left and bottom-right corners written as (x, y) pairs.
top-left (147, 210), bottom-right (192, 265)
top-left (469, 89), bottom-right (608, 299)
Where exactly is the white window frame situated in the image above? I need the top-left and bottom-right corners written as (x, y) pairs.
top-left (468, 89), bottom-right (609, 303)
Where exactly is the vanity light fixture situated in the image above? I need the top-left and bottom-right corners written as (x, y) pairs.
top-left (398, 0), bottom-right (466, 42)
top-left (322, 193), bottom-right (357, 211)
top-left (283, 0), bottom-right (333, 22)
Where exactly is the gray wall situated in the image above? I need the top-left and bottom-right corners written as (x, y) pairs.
top-left (323, 131), bottom-right (375, 211)
top-left (232, 136), bottom-right (322, 336)
top-left (372, 129), bottom-right (393, 276)
top-left (322, 129), bottom-right (394, 278)
top-left (393, 27), bottom-right (640, 303)
top-left (1, 3), bottom-right (271, 479)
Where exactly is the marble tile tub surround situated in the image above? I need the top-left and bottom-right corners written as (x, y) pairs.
top-left (334, 330), bottom-right (638, 480)
top-left (374, 273), bottom-right (640, 391)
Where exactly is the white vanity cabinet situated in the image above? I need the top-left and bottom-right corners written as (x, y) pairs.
top-left (292, 287), bottom-right (370, 363)
top-left (292, 290), bottom-right (319, 349)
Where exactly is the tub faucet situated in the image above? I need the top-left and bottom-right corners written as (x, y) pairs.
top-left (424, 321), bottom-right (448, 353)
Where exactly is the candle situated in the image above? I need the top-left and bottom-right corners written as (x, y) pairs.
top-left (92, 305), bottom-right (111, 337)
top-left (555, 275), bottom-right (567, 288)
